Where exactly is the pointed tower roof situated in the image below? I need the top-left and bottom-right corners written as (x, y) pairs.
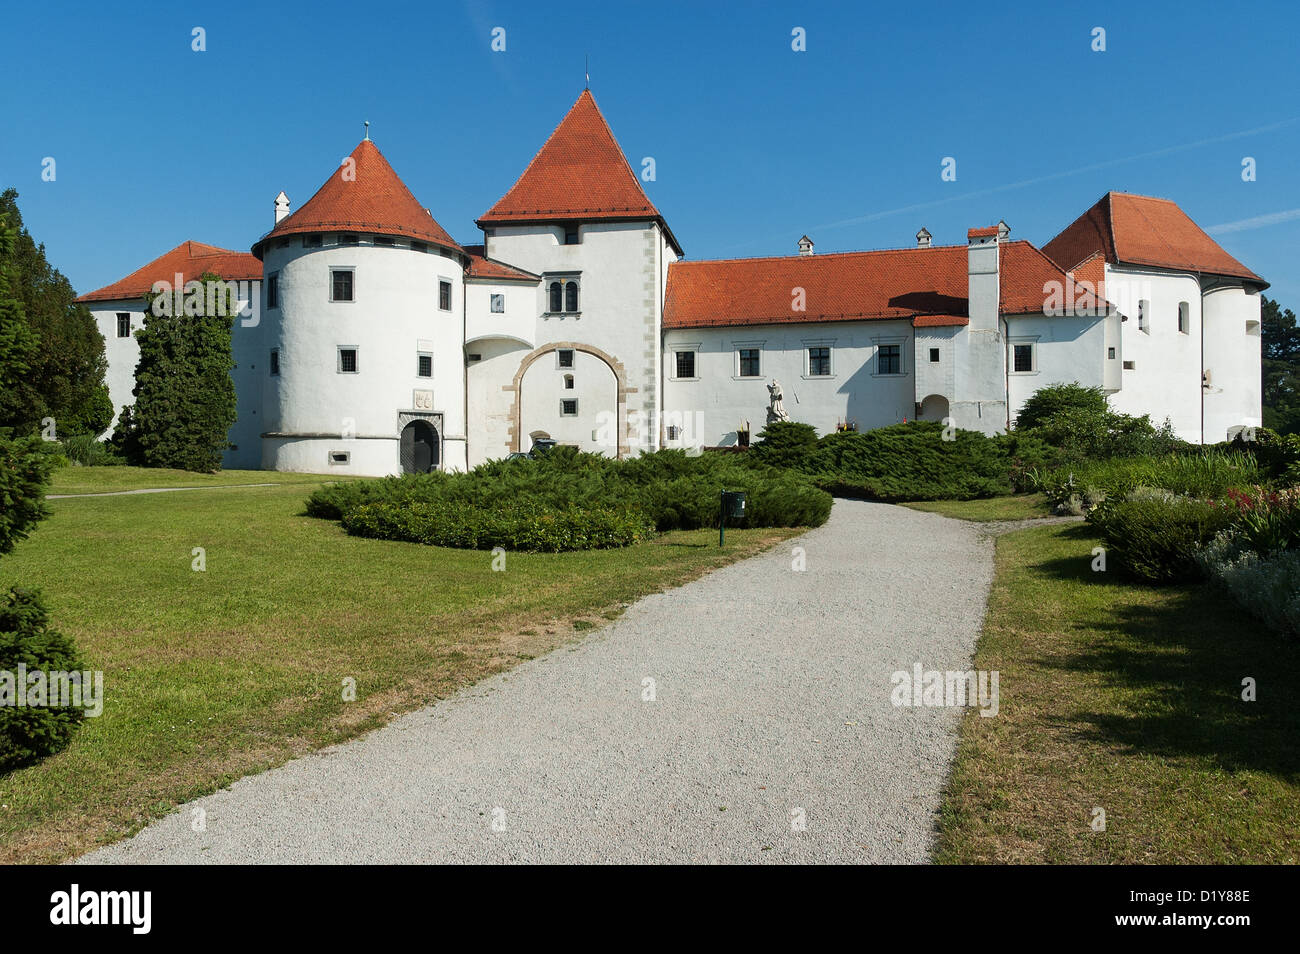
top-left (478, 90), bottom-right (680, 253)
top-left (1043, 192), bottom-right (1265, 285)
top-left (253, 139), bottom-right (460, 257)
top-left (77, 241), bottom-right (261, 303)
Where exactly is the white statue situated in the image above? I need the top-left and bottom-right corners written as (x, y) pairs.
top-left (767, 379), bottom-right (791, 423)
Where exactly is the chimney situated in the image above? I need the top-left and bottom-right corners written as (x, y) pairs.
top-left (274, 191), bottom-right (291, 224)
top-left (797, 235), bottom-right (814, 256)
top-left (967, 227), bottom-right (1000, 332)
top-left (916, 227), bottom-right (932, 249)
top-left (996, 219), bottom-right (1010, 242)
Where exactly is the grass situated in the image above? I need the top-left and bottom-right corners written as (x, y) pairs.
top-left (900, 493), bottom-right (1051, 522)
top-left (47, 465), bottom-right (355, 496)
top-left (0, 479), bottom-right (800, 863)
top-left (935, 522), bottom-right (1300, 863)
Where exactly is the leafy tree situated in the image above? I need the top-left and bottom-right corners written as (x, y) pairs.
top-left (0, 210), bottom-right (86, 774)
top-left (124, 271), bottom-right (237, 471)
top-left (0, 189), bottom-right (111, 438)
top-left (1262, 296), bottom-right (1300, 436)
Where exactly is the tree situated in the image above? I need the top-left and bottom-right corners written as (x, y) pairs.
top-left (1012, 382), bottom-right (1109, 432)
top-left (0, 211), bottom-right (86, 774)
top-left (1262, 296), bottom-right (1300, 436)
top-left (0, 189), bottom-right (111, 439)
top-left (124, 271), bottom-right (237, 471)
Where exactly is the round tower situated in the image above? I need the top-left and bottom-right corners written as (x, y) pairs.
top-left (252, 139), bottom-right (468, 475)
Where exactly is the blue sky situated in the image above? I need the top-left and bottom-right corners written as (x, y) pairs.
top-left (2, 0), bottom-right (1297, 304)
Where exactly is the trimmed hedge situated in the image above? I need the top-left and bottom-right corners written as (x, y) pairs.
top-left (307, 446), bottom-right (832, 551)
top-left (1087, 493), bottom-right (1237, 583)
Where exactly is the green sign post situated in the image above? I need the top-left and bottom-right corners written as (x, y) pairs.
top-left (719, 490), bottom-right (747, 546)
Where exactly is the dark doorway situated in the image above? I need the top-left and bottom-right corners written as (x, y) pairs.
top-left (400, 419), bottom-right (439, 474)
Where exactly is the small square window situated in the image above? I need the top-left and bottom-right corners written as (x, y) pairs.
top-left (676, 350), bottom-right (695, 379)
top-left (1123, 360), bottom-right (1136, 370)
top-left (563, 227), bottom-right (579, 245)
top-left (490, 293), bottom-right (505, 313)
top-left (304, 234), bottom-right (322, 248)
top-left (738, 348), bottom-right (761, 378)
top-left (1108, 346), bottom-right (1117, 359)
top-left (667, 425), bottom-right (680, 441)
top-left (270, 349), bottom-right (280, 376)
top-left (808, 346), bottom-right (831, 376)
top-left (929, 347), bottom-right (940, 363)
top-left (116, 313), bottom-right (131, 338)
top-left (417, 353), bottom-right (432, 378)
top-left (563, 374), bottom-right (574, 390)
top-left (267, 273), bottom-right (279, 309)
top-left (331, 270), bottom-right (353, 302)
top-left (329, 451), bottom-right (350, 465)
top-left (411, 241), bottom-right (427, 253)
top-left (338, 348), bottom-right (358, 373)
top-left (877, 344), bottom-right (901, 375)
top-left (557, 349), bottom-right (575, 369)
top-left (1013, 344), bottom-right (1034, 373)
top-left (439, 280), bottom-right (452, 311)
top-left (560, 399), bottom-right (578, 416)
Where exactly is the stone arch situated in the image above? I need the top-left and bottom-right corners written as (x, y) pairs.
top-left (918, 393), bottom-right (950, 423)
top-left (503, 342), bottom-right (637, 458)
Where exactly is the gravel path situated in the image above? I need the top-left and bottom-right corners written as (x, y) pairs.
top-left (80, 500), bottom-right (995, 865)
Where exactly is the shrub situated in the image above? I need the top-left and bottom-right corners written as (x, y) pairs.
top-left (1088, 494), bottom-right (1237, 583)
top-left (1209, 486), bottom-right (1300, 554)
top-left (0, 587), bottom-right (88, 773)
top-left (1013, 382), bottom-right (1109, 431)
top-left (750, 421), bottom-right (819, 470)
top-left (342, 501), bottom-right (656, 552)
top-left (307, 447), bottom-right (832, 550)
top-left (1197, 534), bottom-right (1300, 638)
top-left (59, 434), bottom-right (121, 467)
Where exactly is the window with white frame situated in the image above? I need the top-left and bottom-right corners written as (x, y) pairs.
top-left (417, 352), bottom-right (432, 378)
top-left (807, 346), bottom-right (831, 376)
top-left (557, 348), bottom-right (575, 369)
top-left (116, 313), bottom-right (131, 338)
top-left (875, 343), bottom-right (903, 376)
top-left (438, 280), bottom-right (452, 312)
top-left (1011, 341), bottom-right (1037, 373)
top-left (337, 347), bottom-right (358, 373)
top-left (675, 349), bottom-right (697, 380)
top-left (560, 399), bottom-right (578, 417)
top-left (330, 269), bottom-right (354, 302)
top-left (490, 293), bottom-right (505, 314)
top-left (738, 348), bottom-right (761, 378)
top-left (546, 277), bottom-right (580, 314)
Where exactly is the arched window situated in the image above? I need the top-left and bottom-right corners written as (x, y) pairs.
top-left (549, 281), bottom-right (562, 313)
top-left (565, 280), bottom-right (578, 312)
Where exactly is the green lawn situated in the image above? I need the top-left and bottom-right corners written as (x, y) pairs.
top-left (1, 479), bottom-right (799, 863)
top-left (48, 465), bottom-right (355, 496)
top-left (936, 522), bottom-right (1299, 863)
top-left (901, 493), bottom-right (1052, 522)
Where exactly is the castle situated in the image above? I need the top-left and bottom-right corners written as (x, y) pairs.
top-left (78, 90), bottom-right (1268, 475)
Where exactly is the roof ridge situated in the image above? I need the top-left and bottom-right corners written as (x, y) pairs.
top-left (672, 240), bottom-right (1038, 267)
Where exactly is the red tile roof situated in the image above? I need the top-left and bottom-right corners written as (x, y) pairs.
top-left (663, 240), bottom-right (1109, 330)
top-left (968, 226), bottom-right (999, 239)
top-left (463, 245), bottom-right (540, 282)
top-left (477, 90), bottom-right (681, 253)
top-left (77, 241), bottom-right (261, 303)
top-left (253, 139), bottom-right (460, 256)
top-left (913, 314), bottom-right (969, 327)
top-left (1042, 192), bottom-right (1265, 284)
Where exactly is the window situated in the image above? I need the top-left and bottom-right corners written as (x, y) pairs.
top-left (738, 348), bottom-right (761, 378)
top-left (563, 226), bottom-right (579, 245)
top-left (1013, 343), bottom-right (1034, 373)
top-left (373, 235), bottom-right (394, 247)
top-left (547, 278), bottom-right (579, 313)
top-left (877, 344), bottom-right (901, 375)
top-left (439, 280), bottom-right (452, 311)
top-left (338, 347), bottom-right (358, 373)
top-left (339, 234), bottom-right (358, 246)
top-left (490, 293), bottom-right (505, 314)
top-left (116, 313), bottom-right (131, 338)
top-left (329, 451), bottom-right (351, 465)
top-left (411, 241), bottom-right (427, 253)
top-left (270, 349), bottom-right (280, 376)
top-left (560, 399), bottom-right (578, 417)
top-left (417, 353), bottom-right (432, 378)
top-left (331, 269), bottom-right (353, 302)
top-left (929, 347), bottom-right (940, 363)
top-left (1123, 360), bottom-right (1136, 370)
top-left (303, 234), bottom-right (322, 248)
top-left (557, 349), bottom-right (575, 369)
top-left (266, 272), bottom-right (279, 309)
top-left (563, 374), bottom-right (574, 390)
top-left (676, 350), bottom-right (696, 379)
top-left (808, 346), bottom-right (831, 376)
top-left (1108, 346), bottom-right (1116, 359)
top-left (1138, 299), bottom-right (1149, 333)
top-left (1178, 301), bottom-right (1189, 334)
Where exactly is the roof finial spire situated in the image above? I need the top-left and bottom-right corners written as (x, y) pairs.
top-left (364, 120), bottom-right (370, 141)
top-left (585, 54), bottom-right (589, 90)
